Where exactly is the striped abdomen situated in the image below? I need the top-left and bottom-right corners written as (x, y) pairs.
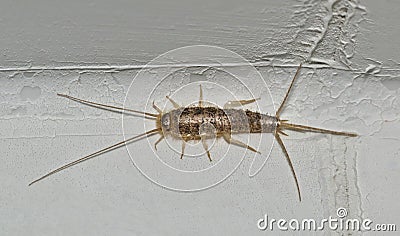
top-left (164, 107), bottom-right (278, 140)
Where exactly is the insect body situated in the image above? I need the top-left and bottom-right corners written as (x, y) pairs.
top-left (29, 64), bottom-right (357, 201)
top-left (159, 106), bottom-right (277, 161)
top-left (165, 107), bottom-right (278, 137)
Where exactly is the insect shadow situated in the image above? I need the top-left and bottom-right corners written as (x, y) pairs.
top-left (29, 64), bottom-right (357, 201)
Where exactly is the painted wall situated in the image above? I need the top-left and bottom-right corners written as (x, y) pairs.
top-left (1, 0), bottom-right (399, 235)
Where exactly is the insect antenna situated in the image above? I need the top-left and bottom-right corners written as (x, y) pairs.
top-left (57, 94), bottom-right (158, 119)
top-left (29, 128), bottom-right (160, 186)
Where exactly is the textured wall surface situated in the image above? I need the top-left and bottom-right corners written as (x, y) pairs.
top-left (1, 0), bottom-right (399, 235)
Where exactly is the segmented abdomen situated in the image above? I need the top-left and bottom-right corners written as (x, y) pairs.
top-left (169, 107), bottom-right (277, 139)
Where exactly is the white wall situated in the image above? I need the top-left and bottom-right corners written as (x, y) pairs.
top-left (1, 0), bottom-right (399, 235)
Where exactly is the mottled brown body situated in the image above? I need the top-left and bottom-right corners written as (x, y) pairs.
top-left (162, 107), bottom-right (278, 140)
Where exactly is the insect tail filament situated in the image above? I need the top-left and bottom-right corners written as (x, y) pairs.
top-left (279, 121), bottom-right (358, 137)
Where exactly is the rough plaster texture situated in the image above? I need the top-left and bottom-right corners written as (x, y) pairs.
top-left (1, 0), bottom-right (399, 235)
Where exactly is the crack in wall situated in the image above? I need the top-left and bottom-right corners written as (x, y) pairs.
top-left (0, 61), bottom-right (370, 73)
top-left (294, 0), bottom-right (368, 222)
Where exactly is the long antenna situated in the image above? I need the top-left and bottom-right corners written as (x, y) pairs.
top-left (57, 94), bottom-right (158, 118)
top-left (29, 128), bottom-right (159, 186)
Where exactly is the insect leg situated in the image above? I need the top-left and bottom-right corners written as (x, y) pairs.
top-left (200, 136), bottom-right (212, 161)
top-left (180, 141), bottom-right (186, 159)
top-left (166, 96), bottom-right (180, 108)
top-left (152, 101), bottom-right (162, 113)
top-left (222, 133), bottom-right (260, 154)
top-left (199, 84), bottom-right (203, 107)
top-left (154, 135), bottom-right (164, 151)
top-left (223, 98), bottom-right (260, 109)
top-left (274, 132), bottom-right (301, 201)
